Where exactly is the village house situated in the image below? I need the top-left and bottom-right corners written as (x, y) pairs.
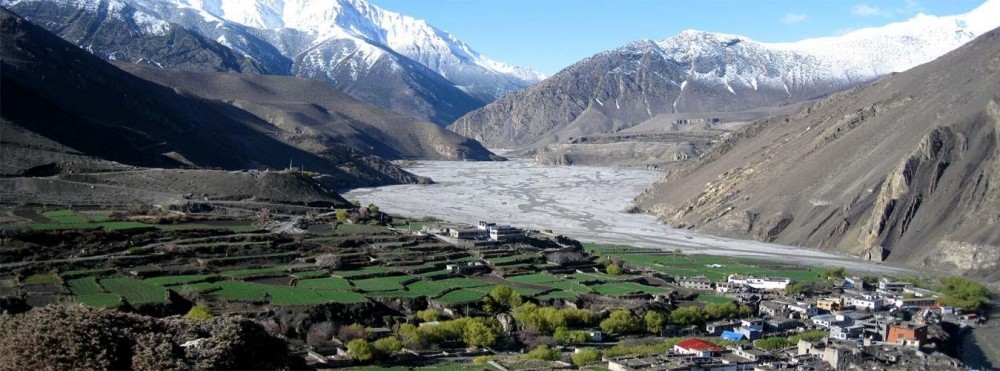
top-left (678, 276), bottom-right (714, 290)
top-left (673, 338), bottom-right (723, 358)
top-left (714, 281), bottom-right (742, 293)
top-left (445, 261), bottom-right (489, 275)
top-left (767, 318), bottom-right (800, 332)
top-left (759, 300), bottom-right (792, 318)
top-left (787, 301), bottom-right (819, 317)
top-left (705, 320), bottom-right (739, 335)
top-left (850, 295), bottom-right (887, 311)
top-left (812, 314), bottom-right (853, 329)
top-left (727, 274), bottom-right (791, 291)
top-left (877, 277), bottom-right (911, 294)
top-left (894, 297), bottom-right (937, 309)
top-left (735, 318), bottom-right (765, 340)
top-left (817, 297), bottom-right (844, 312)
top-left (448, 227), bottom-right (486, 240)
top-left (886, 323), bottom-right (927, 347)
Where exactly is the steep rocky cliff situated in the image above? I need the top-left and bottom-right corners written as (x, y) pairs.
top-left (634, 28), bottom-right (1000, 280)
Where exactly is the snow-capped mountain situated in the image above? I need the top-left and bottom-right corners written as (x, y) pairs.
top-left (3, 0), bottom-right (545, 124)
top-left (450, 0), bottom-right (1000, 149)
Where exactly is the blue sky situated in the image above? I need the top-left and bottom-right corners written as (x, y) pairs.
top-left (369, 0), bottom-right (986, 75)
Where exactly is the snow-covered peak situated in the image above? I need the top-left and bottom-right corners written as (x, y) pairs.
top-left (157, 0), bottom-right (545, 83)
top-left (640, 0), bottom-right (998, 82)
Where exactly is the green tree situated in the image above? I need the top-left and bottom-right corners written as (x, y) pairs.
top-left (482, 286), bottom-right (523, 314)
top-left (186, 305), bottom-right (213, 321)
top-left (937, 276), bottom-right (992, 311)
top-left (554, 327), bottom-right (586, 345)
top-left (462, 320), bottom-right (497, 348)
top-left (416, 309), bottom-right (440, 322)
top-left (669, 306), bottom-right (706, 326)
top-left (571, 348), bottom-right (602, 367)
top-left (350, 200), bottom-right (361, 207)
top-left (524, 345), bottom-right (562, 361)
top-left (818, 267), bottom-right (847, 280)
top-left (600, 310), bottom-right (640, 335)
top-left (335, 209), bottom-right (349, 221)
top-left (367, 203), bottom-right (379, 214)
top-left (606, 263), bottom-right (623, 276)
top-left (785, 282), bottom-right (810, 295)
top-left (372, 336), bottom-right (402, 357)
top-left (397, 324), bottom-right (424, 348)
top-left (347, 339), bottom-right (375, 362)
top-left (644, 311), bottom-right (667, 334)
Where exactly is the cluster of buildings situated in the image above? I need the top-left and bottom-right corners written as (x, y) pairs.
top-left (440, 221), bottom-right (526, 242)
top-left (676, 274), bottom-right (791, 292)
top-left (608, 276), bottom-right (975, 370)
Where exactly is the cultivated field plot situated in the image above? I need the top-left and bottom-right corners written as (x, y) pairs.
top-left (696, 294), bottom-right (735, 304)
top-left (351, 275), bottom-right (414, 292)
top-left (66, 276), bottom-right (106, 295)
top-left (583, 243), bottom-right (822, 282)
top-left (1, 208), bottom-right (255, 232)
top-left (589, 282), bottom-right (672, 296)
top-left (296, 277), bottom-right (353, 291)
top-left (99, 277), bottom-right (168, 305)
top-left (143, 274), bottom-right (218, 286)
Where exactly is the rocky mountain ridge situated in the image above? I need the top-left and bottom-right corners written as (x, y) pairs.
top-left (633, 27), bottom-right (1000, 280)
top-left (450, 0), bottom-right (1000, 149)
top-left (3, 0), bottom-right (544, 124)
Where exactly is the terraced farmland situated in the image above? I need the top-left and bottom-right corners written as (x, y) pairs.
top-left (351, 275), bottom-right (414, 292)
top-left (296, 277), bottom-right (353, 291)
top-left (99, 277), bottom-right (168, 304)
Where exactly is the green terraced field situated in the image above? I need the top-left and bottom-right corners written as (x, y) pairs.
top-left (583, 243), bottom-right (822, 283)
top-left (569, 272), bottom-right (633, 283)
top-left (404, 280), bottom-right (453, 296)
top-left (369, 290), bottom-right (426, 298)
top-left (144, 275), bottom-right (217, 286)
top-left (589, 282), bottom-right (671, 296)
top-left (434, 289), bottom-right (488, 304)
top-left (66, 276), bottom-right (105, 295)
top-left (433, 277), bottom-right (492, 289)
top-left (332, 266), bottom-right (392, 279)
top-left (171, 282), bottom-right (221, 293)
top-left (296, 277), bottom-right (353, 291)
top-left (506, 273), bottom-right (562, 284)
top-left (351, 275), bottom-right (413, 292)
top-left (334, 224), bottom-right (390, 235)
top-left (220, 266), bottom-right (288, 278)
top-left (211, 281), bottom-right (366, 304)
top-left (212, 281), bottom-right (268, 301)
top-left (540, 280), bottom-right (592, 293)
top-left (61, 268), bottom-right (115, 279)
top-left (74, 293), bottom-right (123, 308)
top-left (486, 254), bottom-right (538, 265)
top-left (291, 270), bottom-right (329, 279)
top-left (23, 273), bottom-right (60, 285)
top-left (99, 277), bottom-right (168, 304)
top-left (696, 294), bottom-right (735, 304)
top-left (266, 286), bottom-right (367, 305)
top-left (42, 210), bottom-right (88, 224)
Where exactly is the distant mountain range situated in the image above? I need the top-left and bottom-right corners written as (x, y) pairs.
top-left (2, 0), bottom-right (545, 125)
top-left (634, 26), bottom-right (1000, 280)
top-left (450, 0), bottom-right (1000, 149)
top-left (0, 6), bottom-right (498, 194)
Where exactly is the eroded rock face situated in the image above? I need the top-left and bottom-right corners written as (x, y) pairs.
top-left (634, 29), bottom-right (1000, 278)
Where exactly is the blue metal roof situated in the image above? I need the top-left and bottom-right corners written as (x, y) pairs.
top-left (721, 331), bottom-right (745, 340)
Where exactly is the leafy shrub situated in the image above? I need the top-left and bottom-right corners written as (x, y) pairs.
top-left (571, 348), bottom-right (602, 366)
top-left (524, 344), bottom-right (562, 361)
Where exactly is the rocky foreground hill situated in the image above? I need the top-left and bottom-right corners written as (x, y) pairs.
top-left (634, 28), bottom-right (1000, 281)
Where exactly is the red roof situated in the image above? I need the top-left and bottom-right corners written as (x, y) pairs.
top-left (676, 338), bottom-right (722, 352)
